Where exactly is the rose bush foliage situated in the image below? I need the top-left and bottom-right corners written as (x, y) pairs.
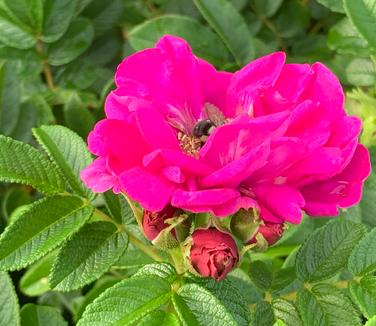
top-left (0, 1), bottom-right (375, 326)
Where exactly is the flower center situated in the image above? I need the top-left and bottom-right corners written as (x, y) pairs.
top-left (178, 132), bottom-right (201, 157)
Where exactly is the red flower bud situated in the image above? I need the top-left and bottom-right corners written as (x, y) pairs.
top-left (248, 222), bottom-right (284, 246)
top-left (190, 228), bottom-right (239, 281)
top-left (142, 205), bottom-right (176, 241)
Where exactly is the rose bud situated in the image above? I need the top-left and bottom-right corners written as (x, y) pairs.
top-left (248, 222), bottom-right (284, 246)
top-left (189, 228), bottom-right (239, 281)
top-left (142, 205), bottom-right (176, 241)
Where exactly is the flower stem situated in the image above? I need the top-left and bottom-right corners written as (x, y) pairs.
top-left (169, 246), bottom-right (186, 275)
top-left (36, 40), bottom-right (55, 89)
top-left (94, 208), bottom-right (164, 262)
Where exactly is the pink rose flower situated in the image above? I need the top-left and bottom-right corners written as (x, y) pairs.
top-left (81, 35), bottom-right (371, 224)
top-left (142, 205), bottom-right (176, 241)
top-left (248, 222), bottom-right (284, 246)
top-left (189, 228), bottom-right (238, 281)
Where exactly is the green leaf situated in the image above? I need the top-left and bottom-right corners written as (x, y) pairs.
top-left (349, 228), bottom-right (376, 276)
top-left (345, 58), bottom-right (376, 86)
top-left (173, 283), bottom-right (238, 326)
top-left (103, 191), bottom-right (134, 225)
top-left (42, 0), bottom-right (76, 43)
top-left (3, 0), bottom-right (43, 34)
top-left (360, 172), bottom-right (376, 227)
top-left (349, 276), bottom-right (376, 318)
top-left (47, 17), bottom-right (94, 66)
top-left (82, 0), bottom-right (123, 36)
top-left (20, 304), bottom-right (67, 326)
top-left (128, 14), bottom-right (230, 67)
top-left (0, 135), bottom-right (65, 194)
top-left (114, 240), bottom-right (154, 270)
top-left (49, 221), bottom-right (127, 291)
top-left (365, 316), bottom-right (376, 326)
top-left (75, 276), bottom-right (119, 321)
top-left (316, 0), bottom-right (344, 13)
top-left (296, 284), bottom-right (361, 326)
top-left (249, 261), bottom-right (296, 293)
top-left (19, 252), bottom-right (55, 297)
top-left (0, 272), bottom-right (19, 326)
top-left (137, 310), bottom-right (180, 326)
top-left (77, 276), bottom-right (171, 326)
top-left (192, 278), bottom-right (250, 326)
top-left (295, 219), bottom-right (366, 282)
top-left (0, 5), bottom-right (36, 49)
top-left (63, 93), bottom-right (95, 139)
top-left (0, 195), bottom-right (93, 271)
top-left (328, 18), bottom-right (370, 56)
top-left (0, 61), bottom-right (21, 135)
top-left (252, 0), bottom-right (283, 17)
top-left (33, 125), bottom-right (93, 198)
top-left (134, 263), bottom-right (176, 284)
top-left (228, 269), bottom-right (263, 304)
top-left (250, 301), bottom-right (274, 326)
top-left (193, 0), bottom-right (253, 66)
top-left (272, 299), bottom-right (302, 326)
top-left (249, 260), bottom-right (273, 291)
top-left (343, 0), bottom-right (376, 49)
top-left (55, 60), bottom-right (102, 90)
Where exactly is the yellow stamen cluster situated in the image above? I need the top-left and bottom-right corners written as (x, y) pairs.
top-left (178, 132), bottom-right (201, 158)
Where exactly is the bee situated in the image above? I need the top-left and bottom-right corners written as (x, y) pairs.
top-left (192, 103), bottom-right (226, 140)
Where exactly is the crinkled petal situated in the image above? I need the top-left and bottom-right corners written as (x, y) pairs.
top-left (301, 144), bottom-right (371, 216)
top-left (80, 158), bottom-right (119, 193)
top-left (300, 62), bottom-right (344, 117)
top-left (143, 149), bottom-right (214, 176)
top-left (119, 167), bottom-right (175, 211)
top-left (136, 105), bottom-right (180, 150)
top-left (200, 111), bottom-right (290, 168)
top-left (87, 119), bottom-right (150, 174)
top-left (172, 188), bottom-right (257, 217)
top-left (200, 141), bottom-right (270, 188)
top-left (273, 63), bottom-right (313, 101)
top-left (253, 184), bottom-right (305, 224)
top-left (226, 52), bottom-right (286, 117)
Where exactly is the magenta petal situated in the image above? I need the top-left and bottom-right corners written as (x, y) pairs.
top-left (197, 58), bottom-right (232, 113)
top-left (80, 158), bottom-right (118, 193)
top-left (301, 62), bottom-right (344, 117)
top-left (226, 52), bottom-right (286, 117)
top-left (200, 141), bottom-right (270, 188)
top-left (301, 144), bottom-right (371, 216)
top-left (286, 100), bottom-right (331, 150)
top-left (163, 166), bottom-right (185, 184)
top-left (274, 63), bottom-right (312, 101)
top-left (88, 119), bottom-right (150, 174)
top-left (136, 105), bottom-right (180, 150)
top-left (172, 188), bottom-right (239, 206)
top-left (172, 189), bottom-right (256, 217)
top-left (303, 202), bottom-right (339, 216)
top-left (200, 111), bottom-right (289, 168)
top-left (119, 167), bottom-right (175, 211)
top-left (326, 116), bottom-right (361, 148)
top-left (287, 147), bottom-right (344, 185)
top-left (143, 149), bottom-right (214, 176)
top-left (253, 184), bottom-right (305, 224)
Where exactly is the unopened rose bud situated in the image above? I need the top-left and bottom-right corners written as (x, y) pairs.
top-left (248, 222), bottom-right (284, 246)
top-left (142, 205), bottom-right (176, 241)
top-left (189, 228), bottom-right (239, 281)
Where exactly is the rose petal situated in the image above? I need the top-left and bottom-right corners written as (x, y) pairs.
top-left (119, 167), bottom-right (175, 211)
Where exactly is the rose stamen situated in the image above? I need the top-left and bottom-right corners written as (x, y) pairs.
top-left (178, 132), bottom-right (201, 157)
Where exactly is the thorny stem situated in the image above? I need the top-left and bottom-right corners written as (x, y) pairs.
top-left (36, 40), bottom-right (55, 89)
top-left (94, 208), bottom-right (164, 262)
